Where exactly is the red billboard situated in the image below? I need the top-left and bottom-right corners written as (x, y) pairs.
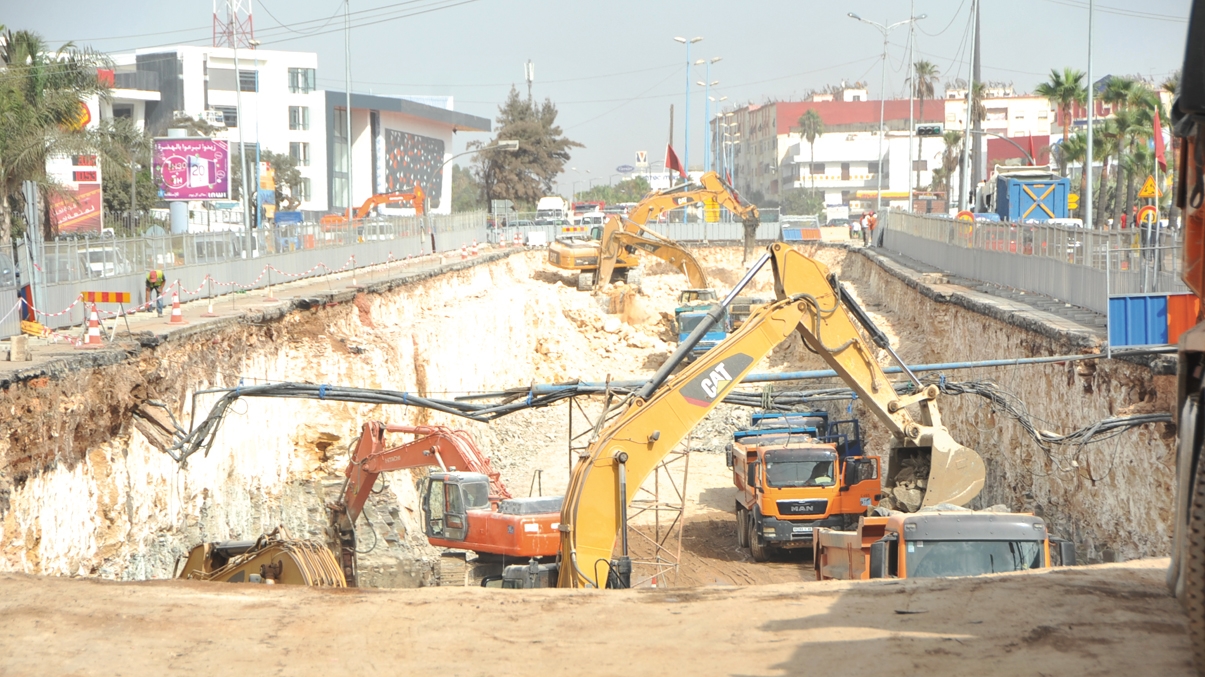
top-left (51, 183), bottom-right (103, 234)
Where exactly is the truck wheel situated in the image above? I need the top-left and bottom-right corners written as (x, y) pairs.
top-left (748, 515), bottom-right (770, 562)
top-left (1187, 443), bottom-right (1205, 674)
top-left (732, 505), bottom-right (742, 549)
top-left (576, 271), bottom-right (595, 291)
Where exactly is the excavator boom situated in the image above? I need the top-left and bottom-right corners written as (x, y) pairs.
top-left (557, 243), bottom-right (984, 588)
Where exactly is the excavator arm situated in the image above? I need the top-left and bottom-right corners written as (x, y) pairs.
top-left (351, 185), bottom-right (427, 220)
top-left (592, 172), bottom-right (758, 290)
top-left (557, 243), bottom-right (984, 588)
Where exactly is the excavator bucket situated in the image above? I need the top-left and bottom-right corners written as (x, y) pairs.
top-left (885, 431), bottom-right (985, 511)
top-left (922, 429), bottom-right (986, 509)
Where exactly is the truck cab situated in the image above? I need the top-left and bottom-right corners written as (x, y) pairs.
top-left (728, 412), bottom-right (880, 561)
top-left (815, 511), bottom-right (1076, 580)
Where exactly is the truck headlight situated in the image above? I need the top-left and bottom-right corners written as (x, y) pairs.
top-left (763, 528), bottom-right (776, 537)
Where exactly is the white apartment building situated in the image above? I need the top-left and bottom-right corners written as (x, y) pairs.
top-left (105, 45), bottom-right (489, 216)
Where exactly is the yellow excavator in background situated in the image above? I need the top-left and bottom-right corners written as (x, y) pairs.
top-left (495, 242), bottom-right (986, 588)
top-left (547, 172), bottom-right (759, 291)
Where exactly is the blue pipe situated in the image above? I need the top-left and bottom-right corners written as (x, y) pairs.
top-left (518, 349), bottom-right (1171, 395)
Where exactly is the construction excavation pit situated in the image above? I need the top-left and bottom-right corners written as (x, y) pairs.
top-left (0, 242), bottom-right (1195, 674)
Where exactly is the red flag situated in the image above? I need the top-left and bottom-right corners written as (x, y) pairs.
top-left (665, 144), bottom-right (686, 179)
top-left (1027, 135), bottom-right (1037, 165)
top-left (1154, 106), bottom-right (1167, 172)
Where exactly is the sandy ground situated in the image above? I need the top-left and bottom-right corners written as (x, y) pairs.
top-left (0, 559), bottom-right (1191, 676)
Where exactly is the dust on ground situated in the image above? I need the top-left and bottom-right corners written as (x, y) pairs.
top-left (0, 559), bottom-right (1192, 676)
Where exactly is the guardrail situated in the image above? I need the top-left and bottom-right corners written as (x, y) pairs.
top-left (10, 211), bottom-right (487, 332)
top-left (882, 210), bottom-right (1185, 315)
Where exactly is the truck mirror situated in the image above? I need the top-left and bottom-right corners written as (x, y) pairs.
top-left (1057, 539), bottom-right (1077, 567)
top-left (869, 540), bottom-right (888, 578)
top-left (725, 444), bottom-right (734, 469)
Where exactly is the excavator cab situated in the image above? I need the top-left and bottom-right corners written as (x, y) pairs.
top-left (422, 472), bottom-right (491, 542)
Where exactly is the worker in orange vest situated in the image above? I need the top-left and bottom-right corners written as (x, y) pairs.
top-left (866, 212), bottom-right (878, 248)
top-left (145, 269), bottom-right (166, 317)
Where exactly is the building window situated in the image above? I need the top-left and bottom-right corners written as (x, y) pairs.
top-left (867, 161), bottom-right (880, 175)
top-left (289, 106), bottom-right (310, 131)
top-left (841, 162), bottom-right (851, 180)
top-left (113, 104), bottom-right (133, 119)
top-left (213, 105), bottom-right (237, 128)
top-left (810, 163), bottom-right (825, 175)
top-left (238, 70), bottom-right (258, 92)
top-left (288, 67), bottom-right (316, 94)
top-left (290, 142), bottom-right (310, 167)
top-left (912, 160), bottom-right (929, 171)
top-left (298, 177), bottom-right (311, 202)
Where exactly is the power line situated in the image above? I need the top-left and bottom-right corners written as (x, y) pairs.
top-left (315, 62), bottom-right (680, 90)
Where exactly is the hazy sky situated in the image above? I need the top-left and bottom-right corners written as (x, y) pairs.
top-left (7, 0), bottom-right (1192, 194)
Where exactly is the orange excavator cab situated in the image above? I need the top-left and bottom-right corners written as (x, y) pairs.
top-left (320, 185), bottom-right (425, 230)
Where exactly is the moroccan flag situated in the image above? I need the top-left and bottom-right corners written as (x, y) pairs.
top-left (1028, 135), bottom-right (1037, 165)
top-left (665, 144), bottom-right (686, 179)
top-left (1154, 106), bottom-right (1167, 172)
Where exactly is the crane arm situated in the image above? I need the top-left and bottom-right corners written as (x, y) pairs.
top-left (557, 243), bottom-right (984, 588)
top-left (352, 185), bottom-right (426, 220)
top-left (337, 422), bottom-right (508, 527)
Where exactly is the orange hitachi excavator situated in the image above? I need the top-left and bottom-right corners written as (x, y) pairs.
top-left (319, 185), bottom-right (425, 229)
top-left (178, 422), bottom-right (561, 587)
top-left (327, 422), bottom-right (561, 585)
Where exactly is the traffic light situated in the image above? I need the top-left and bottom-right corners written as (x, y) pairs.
top-left (916, 124), bottom-right (944, 137)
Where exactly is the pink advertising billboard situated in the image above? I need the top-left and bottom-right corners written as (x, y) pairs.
top-left (153, 138), bottom-right (231, 200)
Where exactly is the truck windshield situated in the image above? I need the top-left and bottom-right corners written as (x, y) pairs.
top-left (678, 312), bottom-right (726, 334)
top-left (905, 540), bottom-right (1044, 578)
top-left (763, 449), bottom-right (835, 487)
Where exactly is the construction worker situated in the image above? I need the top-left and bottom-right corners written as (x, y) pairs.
top-left (145, 269), bottom-right (166, 317)
top-left (867, 211), bottom-right (878, 247)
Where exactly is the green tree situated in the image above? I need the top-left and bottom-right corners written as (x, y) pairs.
top-left (913, 60), bottom-right (941, 188)
top-left (1059, 131), bottom-right (1088, 219)
top-left (260, 149), bottom-right (302, 212)
top-left (576, 176), bottom-right (651, 204)
top-left (1035, 68), bottom-right (1087, 176)
top-left (796, 109), bottom-right (824, 195)
top-left (473, 87), bottom-right (582, 205)
top-left (778, 187), bottom-right (823, 216)
top-left (1102, 77), bottom-right (1137, 219)
top-left (96, 117), bottom-right (158, 222)
top-left (451, 164), bottom-right (484, 212)
top-left (0, 27), bottom-right (111, 242)
top-left (935, 130), bottom-right (964, 194)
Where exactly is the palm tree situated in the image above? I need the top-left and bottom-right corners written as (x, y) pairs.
top-left (0, 28), bottom-right (111, 242)
top-left (1059, 131), bottom-right (1088, 219)
top-left (1102, 77), bottom-right (1137, 220)
top-left (1122, 88), bottom-right (1159, 218)
top-left (940, 130), bottom-right (964, 196)
top-left (913, 60), bottom-right (940, 189)
top-left (1035, 67), bottom-right (1087, 176)
top-left (797, 109), bottom-right (825, 195)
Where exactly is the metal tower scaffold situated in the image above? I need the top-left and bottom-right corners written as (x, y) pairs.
top-left (213, 0), bottom-right (256, 49)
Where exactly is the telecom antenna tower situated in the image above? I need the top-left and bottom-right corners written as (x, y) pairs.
top-left (213, 0), bottom-right (256, 49)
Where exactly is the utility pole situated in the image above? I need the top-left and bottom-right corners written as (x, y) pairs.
top-left (970, 0), bottom-right (983, 202)
top-left (344, 0), bottom-right (354, 222)
top-left (1085, 0), bottom-right (1094, 230)
top-left (525, 60), bottom-right (534, 103)
top-left (959, 0), bottom-right (977, 211)
top-left (907, 0), bottom-right (916, 210)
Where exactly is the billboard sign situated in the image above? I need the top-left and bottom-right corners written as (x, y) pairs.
top-left (153, 138), bottom-right (231, 200)
top-left (46, 153), bottom-right (103, 234)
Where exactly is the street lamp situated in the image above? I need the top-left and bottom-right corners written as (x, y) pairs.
top-left (709, 94), bottom-right (728, 174)
top-left (848, 12), bottom-right (925, 217)
top-left (674, 36), bottom-right (703, 178)
top-left (426, 139), bottom-right (518, 250)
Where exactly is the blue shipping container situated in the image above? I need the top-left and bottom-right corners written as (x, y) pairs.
top-left (1108, 295), bottom-right (1169, 346)
top-left (996, 177), bottom-right (1071, 222)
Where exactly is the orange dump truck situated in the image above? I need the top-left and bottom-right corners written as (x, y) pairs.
top-left (814, 511), bottom-right (1076, 580)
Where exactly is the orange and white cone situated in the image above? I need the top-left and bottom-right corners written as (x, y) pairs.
top-left (471, 239), bottom-right (478, 256)
top-left (168, 291), bottom-right (188, 325)
top-left (460, 244), bottom-right (467, 260)
top-left (513, 232), bottom-right (521, 247)
top-left (77, 303), bottom-right (103, 349)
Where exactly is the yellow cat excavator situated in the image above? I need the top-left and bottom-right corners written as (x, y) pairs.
top-left (496, 242), bottom-right (986, 588)
top-left (547, 171), bottom-right (759, 291)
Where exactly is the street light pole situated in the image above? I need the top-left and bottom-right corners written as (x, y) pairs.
top-left (674, 36), bottom-right (702, 179)
top-left (699, 56), bottom-right (721, 173)
top-left (1085, 0), bottom-right (1094, 228)
top-left (848, 12), bottom-right (926, 216)
top-left (231, 22), bottom-right (252, 254)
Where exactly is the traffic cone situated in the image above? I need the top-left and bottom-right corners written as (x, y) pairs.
top-left (168, 291), bottom-right (188, 325)
top-left (76, 303), bottom-right (103, 349)
top-left (471, 239), bottom-right (478, 256)
top-left (513, 232), bottom-right (521, 247)
top-left (460, 244), bottom-right (467, 260)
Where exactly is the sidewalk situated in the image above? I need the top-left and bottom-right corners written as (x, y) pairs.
top-left (0, 246), bottom-right (517, 387)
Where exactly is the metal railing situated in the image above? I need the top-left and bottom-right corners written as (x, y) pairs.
top-left (882, 210), bottom-right (1185, 314)
top-left (11, 211), bottom-right (488, 331)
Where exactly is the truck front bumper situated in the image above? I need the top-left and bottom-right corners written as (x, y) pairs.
top-left (756, 514), bottom-right (849, 548)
